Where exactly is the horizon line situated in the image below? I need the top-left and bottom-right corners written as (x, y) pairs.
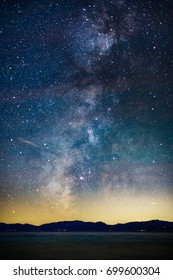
top-left (1, 218), bottom-right (173, 227)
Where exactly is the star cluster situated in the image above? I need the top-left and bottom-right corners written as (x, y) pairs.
top-left (0, 0), bottom-right (173, 225)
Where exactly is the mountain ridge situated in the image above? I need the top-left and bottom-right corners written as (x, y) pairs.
top-left (0, 219), bottom-right (173, 232)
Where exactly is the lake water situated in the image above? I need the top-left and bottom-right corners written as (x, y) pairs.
top-left (0, 232), bottom-right (172, 259)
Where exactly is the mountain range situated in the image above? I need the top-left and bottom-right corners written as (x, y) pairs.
top-left (0, 219), bottom-right (173, 232)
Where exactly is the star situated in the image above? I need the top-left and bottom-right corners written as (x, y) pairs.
top-left (0, 0), bottom-right (172, 225)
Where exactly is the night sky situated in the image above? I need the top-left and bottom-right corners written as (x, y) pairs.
top-left (0, 0), bottom-right (173, 225)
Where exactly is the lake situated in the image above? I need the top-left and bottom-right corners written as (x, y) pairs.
top-left (0, 232), bottom-right (172, 259)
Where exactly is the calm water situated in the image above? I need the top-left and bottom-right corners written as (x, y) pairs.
top-left (0, 232), bottom-right (172, 259)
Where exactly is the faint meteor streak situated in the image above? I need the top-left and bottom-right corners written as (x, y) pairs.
top-left (17, 137), bottom-right (39, 147)
top-left (17, 137), bottom-right (59, 156)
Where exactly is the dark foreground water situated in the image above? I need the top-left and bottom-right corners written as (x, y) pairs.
top-left (0, 232), bottom-right (172, 260)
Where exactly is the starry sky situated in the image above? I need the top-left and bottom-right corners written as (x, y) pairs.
top-left (0, 0), bottom-right (173, 225)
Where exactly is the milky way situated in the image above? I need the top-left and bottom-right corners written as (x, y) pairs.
top-left (0, 0), bottom-right (173, 225)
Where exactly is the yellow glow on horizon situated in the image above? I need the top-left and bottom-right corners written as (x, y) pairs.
top-left (79, 191), bottom-right (173, 224)
top-left (0, 189), bottom-right (173, 225)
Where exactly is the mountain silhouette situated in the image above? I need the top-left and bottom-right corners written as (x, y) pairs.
top-left (0, 219), bottom-right (173, 232)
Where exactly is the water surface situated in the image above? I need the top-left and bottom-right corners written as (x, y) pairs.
top-left (0, 232), bottom-right (172, 259)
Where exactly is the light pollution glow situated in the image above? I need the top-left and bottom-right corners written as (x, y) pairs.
top-left (0, 188), bottom-right (172, 225)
